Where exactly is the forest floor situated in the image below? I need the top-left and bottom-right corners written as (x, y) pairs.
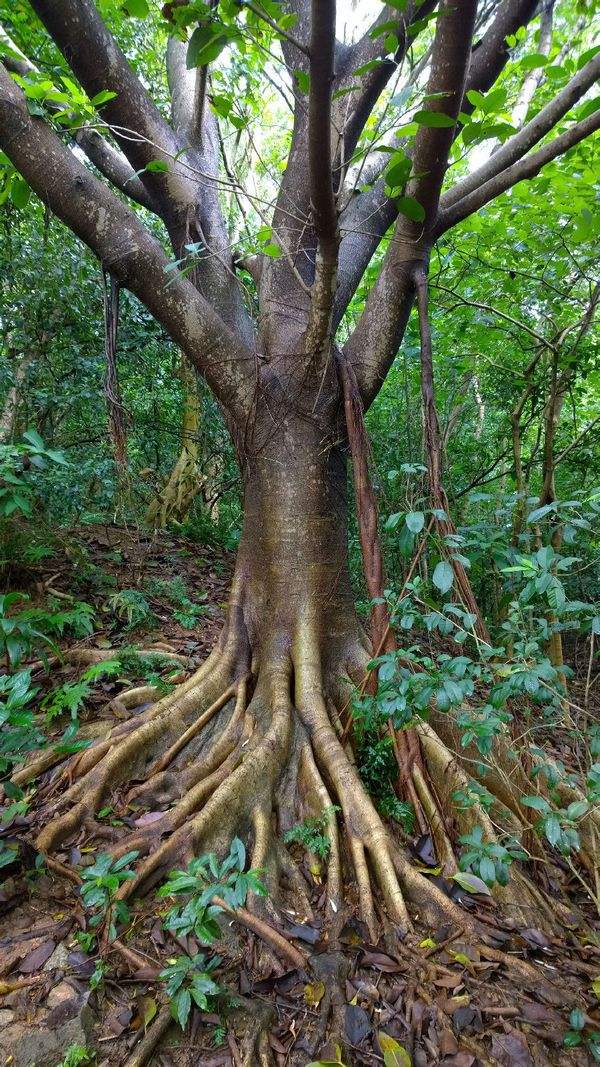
top-left (0, 524), bottom-right (599, 1067)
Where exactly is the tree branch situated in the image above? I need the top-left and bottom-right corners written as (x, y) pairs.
top-left (0, 22), bottom-right (159, 214)
top-left (335, 1), bottom-right (438, 169)
top-left (463, 0), bottom-right (538, 101)
top-left (334, 0), bottom-right (541, 326)
top-left (0, 67), bottom-right (253, 418)
top-left (436, 108), bottom-right (600, 235)
top-left (304, 0), bottom-right (338, 358)
top-left (344, 0), bottom-right (478, 408)
top-left (440, 52), bottom-right (600, 214)
top-left (28, 0), bottom-right (194, 221)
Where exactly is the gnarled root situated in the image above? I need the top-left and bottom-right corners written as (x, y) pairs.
top-left (19, 616), bottom-right (586, 984)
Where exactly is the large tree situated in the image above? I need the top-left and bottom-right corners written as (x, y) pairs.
top-left (1, 0), bottom-right (599, 949)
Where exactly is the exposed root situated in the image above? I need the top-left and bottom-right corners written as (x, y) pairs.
top-left (16, 606), bottom-right (588, 992)
top-left (123, 1003), bottom-right (172, 1067)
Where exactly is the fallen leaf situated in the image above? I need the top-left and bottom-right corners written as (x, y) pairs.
top-left (344, 1003), bottom-right (371, 1044)
top-left (304, 980), bottom-right (326, 1007)
top-left (378, 1032), bottom-right (411, 1066)
top-left (133, 811), bottom-right (165, 827)
top-left (490, 1032), bottom-right (532, 1066)
top-left (18, 940), bottom-right (56, 973)
top-left (361, 950), bottom-right (402, 973)
top-left (287, 921), bottom-right (321, 944)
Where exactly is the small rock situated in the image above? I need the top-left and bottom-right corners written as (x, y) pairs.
top-left (47, 981), bottom-right (76, 1009)
top-left (43, 942), bottom-right (70, 972)
top-left (0, 1010), bottom-right (15, 1028)
top-left (0, 1003), bottom-right (94, 1066)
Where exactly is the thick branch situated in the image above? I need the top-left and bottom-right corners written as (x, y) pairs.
top-left (335, 1), bottom-right (438, 168)
top-left (0, 22), bottom-right (158, 213)
top-left (304, 0), bottom-right (338, 357)
top-left (74, 129), bottom-right (160, 213)
top-left (344, 0), bottom-right (478, 407)
top-left (28, 0), bottom-right (192, 221)
top-left (464, 0), bottom-right (538, 101)
top-left (441, 52), bottom-right (600, 212)
top-left (334, 0), bottom-right (541, 326)
top-left (0, 68), bottom-right (253, 418)
top-left (436, 109), bottom-right (600, 235)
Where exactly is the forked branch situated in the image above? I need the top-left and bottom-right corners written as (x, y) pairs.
top-left (0, 68), bottom-right (254, 417)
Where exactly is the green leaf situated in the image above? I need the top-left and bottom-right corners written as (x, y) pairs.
top-left (122, 0), bottom-right (149, 16)
top-left (521, 52), bottom-right (548, 70)
top-left (294, 69), bottom-right (310, 93)
top-left (187, 27), bottom-right (229, 70)
top-left (432, 561), bottom-right (454, 594)
top-left (145, 160), bottom-right (169, 173)
top-left (10, 178), bottom-right (31, 210)
top-left (521, 795), bottom-right (550, 812)
top-left (262, 242), bottom-right (282, 258)
top-left (544, 814), bottom-right (561, 847)
top-left (413, 110), bottom-right (455, 128)
top-left (91, 90), bottom-right (118, 106)
top-left (173, 987), bottom-right (191, 1029)
top-left (396, 196), bottom-right (425, 222)
top-left (379, 1033), bottom-right (412, 1066)
top-left (452, 870), bottom-right (492, 896)
top-left (405, 511), bottom-right (425, 534)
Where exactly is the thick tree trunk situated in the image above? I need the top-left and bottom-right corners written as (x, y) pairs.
top-left (230, 415), bottom-right (360, 665)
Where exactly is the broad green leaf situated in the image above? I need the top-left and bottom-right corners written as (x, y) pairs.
top-left (396, 195), bottom-right (425, 222)
top-left (413, 109), bottom-right (455, 128)
top-left (122, 0), bottom-right (149, 16)
top-left (433, 561), bottom-right (454, 594)
top-left (452, 871), bottom-right (492, 896)
top-left (405, 511), bottom-right (425, 534)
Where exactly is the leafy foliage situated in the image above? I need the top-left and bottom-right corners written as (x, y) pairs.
top-left (79, 850), bottom-right (139, 941)
top-left (283, 805), bottom-right (340, 860)
top-left (158, 837), bottom-right (266, 942)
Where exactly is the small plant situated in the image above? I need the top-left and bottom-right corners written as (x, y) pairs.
top-left (158, 837), bottom-right (266, 943)
top-left (56, 1044), bottom-right (94, 1067)
top-left (79, 850), bottom-right (139, 940)
top-left (159, 952), bottom-right (223, 1029)
top-left (89, 958), bottom-right (107, 991)
top-left (42, 659), bottom-right (121, 722)
top-left (284, 805), bottom-right (340, 860)
top-left (145, 576), bottom-right (209, 629)
top-left (452, 780), bottom-right (495, 813)
top-left (0, 669), bottom-right (44, 776)
top-left (521, 795), bottom-right (588, 854)
top-left (563, 1007), bottom-right (600, 1060)
top-left (0, 431), bottom-right (68, 522)
top-left (458, 826), bottom-right (527, 887)
top-left (0, 593), bottom-right (53, 667)
top-left (0, 840), bottom-right (20, 877)
top-left (105, 589), bottom-right (154, 630)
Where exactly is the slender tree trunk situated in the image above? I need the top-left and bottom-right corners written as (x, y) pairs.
top-left (147, 358), bottom-right (201, 528)
top-left (414, 269), bottom-right (490, 644)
